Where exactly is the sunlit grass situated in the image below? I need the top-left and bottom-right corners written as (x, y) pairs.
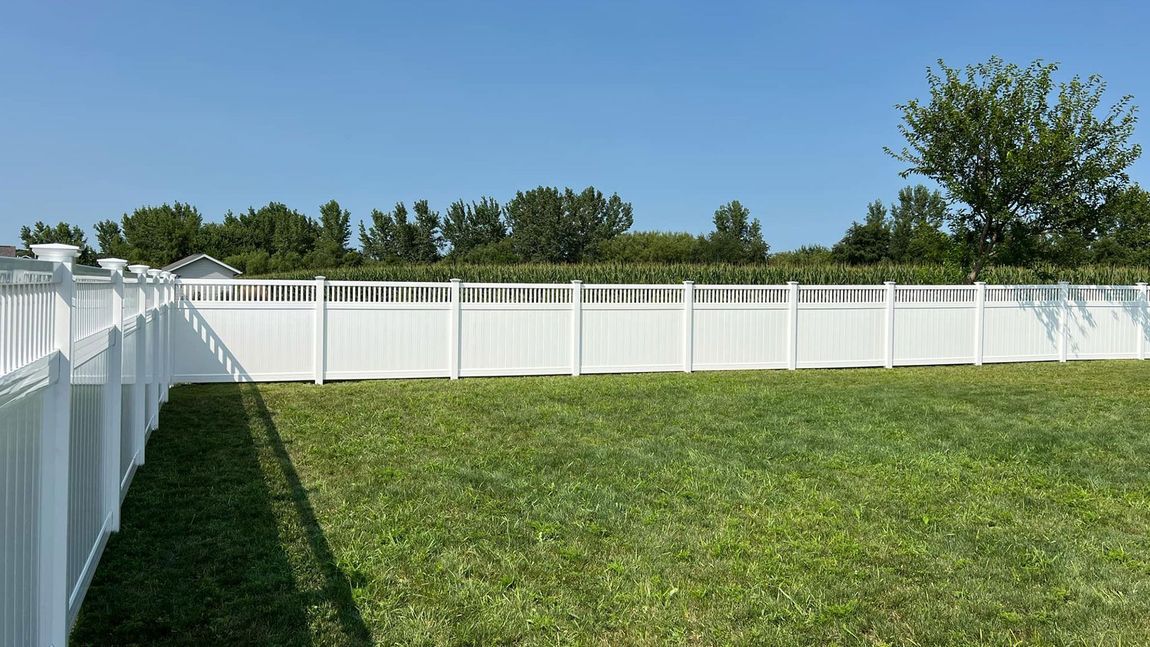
top-left (75, 361), bottom-right (1150, 645)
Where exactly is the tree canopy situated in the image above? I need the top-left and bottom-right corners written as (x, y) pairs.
top-left (887, 56), bottom-right (1141, 281)
top-left (19, 221), bottom-right (97, 265)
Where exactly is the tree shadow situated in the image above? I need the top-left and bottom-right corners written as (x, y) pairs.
top-left (70, 382), bottom-right (371, 645)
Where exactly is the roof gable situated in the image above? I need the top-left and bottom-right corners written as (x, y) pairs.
top-left (162, 253), bottom-right (243, 275)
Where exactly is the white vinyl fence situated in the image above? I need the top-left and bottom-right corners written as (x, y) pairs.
top-left (3, 254), bottom-right (1150, 646)
top-left (174, 278), bottom-right (1150, 383)
top-left (1, 246), bottom-right (176, 646)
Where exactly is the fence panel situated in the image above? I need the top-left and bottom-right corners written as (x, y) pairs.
top-left (579, 285), bottom-right (684, 374)
top-left (893, 286), bottom-right (977, 366)
top-left (796, 286), bottom-right (886, 368)
top-left (323, 281), bottom-right (452, 381)
top-left (459, 284), bottom-right (572, 377)
top-left (1065, 286), bottom-right (1142, 360)
top-left (982, 286), bottom-right (1062, 363)
top-left (0, 251), bottom-right (176, 645)
top-left (693, 286), bottom-right (789, 370)
top-left (1, 365), bottom-right (48, 647)
top-left (174, 279), bottom-right (315, 382)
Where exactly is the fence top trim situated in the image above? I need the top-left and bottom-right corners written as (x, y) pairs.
top-left (0, 256), bottom-right (58, 285)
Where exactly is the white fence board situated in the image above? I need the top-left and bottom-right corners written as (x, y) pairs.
top-left (325, 307), bottom-right (450, 380)
top-left (460, 308), bottom-right (571, 377)
top-left (983, 305), bottom-right (1060, 363)
top-left (175, 305), bottom-right (314, 382)
top-left (894, 307), bottom-right (976, 366)
top-left (581, 308), bottom-right (684, 373)
top-left (1067, 304), bottom-right (1140, 360)
top-left (1, 385), bottom-right (44, 647)
top-left (693, 308), bottom-right (788, 370)
top-left (797, 308), bottom-right (885, 368)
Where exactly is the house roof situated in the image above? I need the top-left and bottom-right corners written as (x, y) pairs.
top-left (161, 253), bottom-right (243, 275)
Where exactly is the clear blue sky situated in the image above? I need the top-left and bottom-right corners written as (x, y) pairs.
top-left (2, 0), bottom-right (1148, 252)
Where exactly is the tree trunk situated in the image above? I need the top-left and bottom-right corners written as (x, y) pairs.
top-left (967, 214), bottom-right (995, 284)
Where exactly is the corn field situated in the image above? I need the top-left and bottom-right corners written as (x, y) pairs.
top-left (255, 263), bottom-right (1150, 285)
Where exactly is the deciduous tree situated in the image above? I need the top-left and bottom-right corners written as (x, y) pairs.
top-left (832, 200), bottom-right (891, 265)
top-left (887, 56), bottom-right (1141, 281)
top-left (442, 197), bottom-right (507, 257)
top-left (19, 221), bottom-right (97, 264)
top-left (505, 186), bottom-right (633, 262)
top-left (703, 200), bottom-right (769, 263)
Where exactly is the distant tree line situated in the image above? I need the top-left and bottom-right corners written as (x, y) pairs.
top-left (17, 188), bottom-right (770, 273)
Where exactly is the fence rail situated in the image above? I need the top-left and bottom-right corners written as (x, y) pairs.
top-left (1, 247), bottom-right (175, 646)
top-left (3, 259), bottom-right (1150, 644)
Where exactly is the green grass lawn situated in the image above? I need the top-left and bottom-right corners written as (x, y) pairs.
top-left (72, 362), bottom-right (1150, 646)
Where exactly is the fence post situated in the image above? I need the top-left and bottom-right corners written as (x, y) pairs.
top-left (786, 281), bottom-right (799, 370)
top-left (146, 270), bottom-right (163, 429)
top-left (1058, 281), bottom-right (1070, 363)
top-left (973, 282), bottom-right (986, 366)
top-left (314, 276), bottom-right (326, 384)
top-left (31, 243), bottom-right (79, 646)
top-left (883, 281), bottom-right (896, 369)
top-left (98, 258), bottom-right (128, 532)
top-left (683, 281), bottom-right (695, 373)
top-left (1138, 282), bottom-right (1148, 361)
top-left (571, 280), bottom-right (582, 376)
top-left (449, 278), bottom-right (461, 380)
top-left (162, 272), bottom-right (174, 400)
top-left (156, 272), bottom-right (168, 403)
top-left (127, 266), bottom-right (149, 464)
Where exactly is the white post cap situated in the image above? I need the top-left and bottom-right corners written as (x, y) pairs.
top-left (127, 264), bottom-right (150, 276)
top-left (146, 269), bottom-right (163, 277)
top-left (884, 281), bottom-right (897, 285)
top-left (97, 258), bottom-right (129, 272)
top-left (30, 243), bottom-right (81, 264)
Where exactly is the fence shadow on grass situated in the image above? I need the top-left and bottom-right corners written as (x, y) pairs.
top-left (71, 382), bottom-right (371, 646)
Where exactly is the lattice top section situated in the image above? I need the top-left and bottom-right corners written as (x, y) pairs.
top-left (0, 258), bottom-right (55, 286)
top-left (800, 286), bottom-right (886, 304)
top-left (694, 286), bottom-right (790, 304)
top-left (326, 282), bottom-right (451, 303)
top-left (985, 286), bottom-right (1061, 303)
top-left (181, 281), bottom-right (316, 303)
top-left (582, 286), bottom-right (683, 304)
top-left (896, 286), bottom-right (975, 303)
top-left (1069, 286), bottom-right (1143, 302)
top-left (464, 285), bottom-right (572, 304)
